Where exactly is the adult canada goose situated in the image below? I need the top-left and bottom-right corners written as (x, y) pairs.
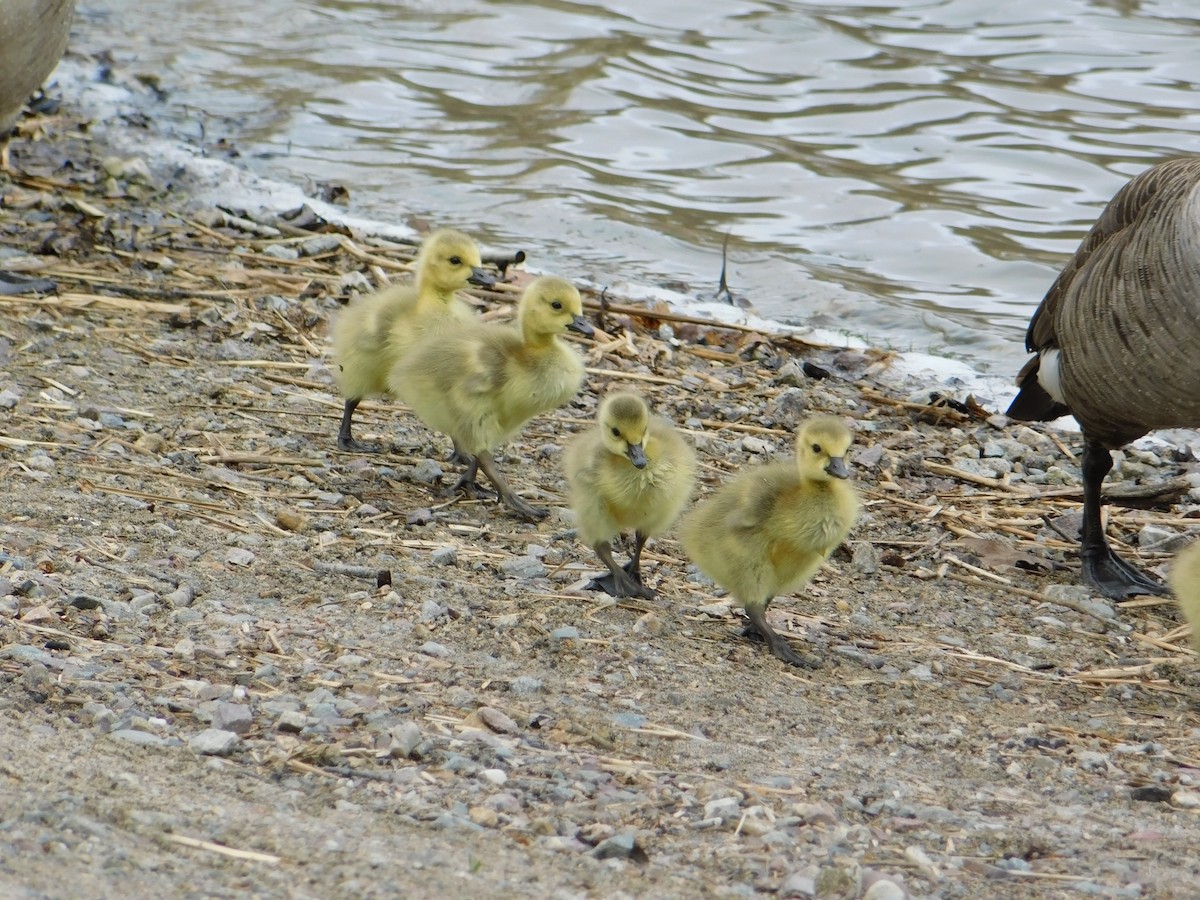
top-left (0, 0), bottom-right (75, 135)
top-left (1007, 157), bottom-right (1200, 598)
top-left (1168, 541), bottom-right (1200, 651)
top-left (565, 391), bottom-right (697, 599)
top-left (389, 275), bottom-right (593, 520)
top-left (330, 229), bottom-right (494, 452)
top-left (679, 416), bottom-right (859, 668)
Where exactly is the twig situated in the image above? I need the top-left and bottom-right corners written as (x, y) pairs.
top-left (163, 833), bottom-right (281, 865)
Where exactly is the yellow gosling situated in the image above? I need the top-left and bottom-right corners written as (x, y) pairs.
top-left (565, 391), bottom-right (696, 599)
top-left (330, 228), bottom-right (494, 451)
top-left (1168, 541), bottom-right (1200, 651)
top-left (389, 275), bottom-right (593, 520)
top-left (680, 416), bottom-right (859, 668)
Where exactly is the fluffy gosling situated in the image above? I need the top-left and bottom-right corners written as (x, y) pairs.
top-left (565, 391), bottom-right (697, 598)
top-left (1169, 541), bottom-right (1200, 651)
top-left (680, 416), bottom-right (859, 668)
top-left (330, 228), bottom-right (494, 451)
top-left (389, 275), bottom-right (593, 520)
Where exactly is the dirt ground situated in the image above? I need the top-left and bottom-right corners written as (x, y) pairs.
top-left (2, 60), bottom-right (1200, 900)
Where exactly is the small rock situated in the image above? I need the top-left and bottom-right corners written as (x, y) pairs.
top-left (109, 729), bottom-right (169, 748)
top-left (298, 234), bottom-right (342, 257)
top-left (468, 806), bottom-right (499, 827)
top-left (1044, 583), bottom-right (1095, 603)
top-left (550, 626), bottom-right (580, 641)
top-left (276, 710), bottom-right (307, 733)
top-left (774, 360), bottom-right (806, 387)
top-left (704, 796), bottom-right (740, 821)
top-left (389, 722), bottom-right (422, 758)
top-left (262, 243), bottom-right (300, 260)
top-left (431, 546), bottom-right (458, 566)
top-left (854, 444), bottom-right (884, 469)
top-left (741, 435), bottom-right (770, 454)
top-left (779, 872), bottom-right (816, 898)
top-left (163, 585), bottom-right (195, 608)
top-left (477, 707), bottom-right (519, 734)
top-left (815, 863), bottom-right (862, 898)
top-left (172, 638), bottom-right (196, 661)
top-left (862, 879), bottom-right (907, 900)
top-left (226, 548), bottom-right (255, 567)
top-left (1170, 790), bottom-right (1200, 809)
top-left (590, 831), bottom-right (642, 861)
top-left (480, 768), bottom-right (508, 786)
top-left (510, 675), bottom-right (543, 695)
top-left (419, 641), bottom-right (452, 658)
top-left (0, 388), bottom-right (20, 409)
top-left (189, 729), bottom-right (242, 756)
top-left (851, 542), bottom-right (879, 574)
top-left (410, 459), bottom-right (444, 485)
top-left (501, 556), bottom-right (547, 579)
top-left (212, 702), bottom-right (253, 735)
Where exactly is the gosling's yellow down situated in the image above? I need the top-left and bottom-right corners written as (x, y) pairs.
top-left (330, 228), bottom-right (494, 451)
top-left (679, 416), bottom-right (859, 668)
top-left (389, 275), bottom-right (594, 520)
top-left (1168, 541), bottom-right (1200, 651)
top-left (565, 391), bottom-right (697, 599)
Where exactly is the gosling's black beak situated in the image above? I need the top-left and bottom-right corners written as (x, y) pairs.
top-left (568, 314), bottom-right (594, 337)
top-left (468, 266), bottom-right (496, 288)
top-left (627, 442), bottom-right (647, 469)
top-left (825, 456), bottom-right (849, 479)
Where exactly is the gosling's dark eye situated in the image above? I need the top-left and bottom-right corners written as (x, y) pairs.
top-left (448, 256), bottom-right (462, 266)
top-left (551, 300), bottom-right (563, 310)
top-left (811, 443), bottom-right (822, 453)
top-left (611, 426), bottom-right (621, 437)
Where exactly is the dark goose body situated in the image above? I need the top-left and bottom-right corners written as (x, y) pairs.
top-left (1008, 157), bottom-right (1200, 597)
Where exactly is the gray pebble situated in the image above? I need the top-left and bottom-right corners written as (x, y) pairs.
top-left (389, 722), bottom-right (422, 758)
top-left (276, 710), bottom-right (307, 733)
top-left (189, 728), bottom-right (242, 756)
top-left (862, 879), bottom-right (907, 900)
top-left (510, 675), bottom-right (543, 695)
top-left (704, 796), bottom-right (740, 821)
top-left (590, 831), bottom-right (640, 860)
top-left (299, 234), bottom-right (342, 257)
top-left (410, 459), bottom-right (444, 485)
top-left (1044, 583), bottom-right (1095, 603)
top-left (0, 388), bottom-right (20, 409)
top-left (550, 626), bottom-right (580, 641)
top-left (212, 702), bottom-right (253, 735)
top-left (501, 556), bottom-right (547, 579)
top-left (163, 585), bottom-right (195, 608)
top-left (262, 243), bottom-right (300, 260)
top-left (774, 361), bottom-right (806, 387)
top-left (431, 546), bottom-right (458, 566)
top-left (419, 641), bottom-right (452, 658)
top-left (110, 729), bottom-right (169, 748)
top-left (779, 872), bottom-right (816, 898)
top-left (851, 542), bottom-right (879, 574)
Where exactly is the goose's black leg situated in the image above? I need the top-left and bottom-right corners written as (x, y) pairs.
top-left (1079, 439), bottom-right (1167, 598)
top-left (742, 600), bottom-right (822, 669)
top-left (337, 398), bottom-right (379, 453)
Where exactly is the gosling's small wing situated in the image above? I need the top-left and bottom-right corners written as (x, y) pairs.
top-left (723, 466), bottom-right (787, 533)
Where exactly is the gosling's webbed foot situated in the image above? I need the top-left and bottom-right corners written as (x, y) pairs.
top-left (587, 567), bottom-right (656, 600)
top-left (450, 476), bottom-right (497, 502)
top-left (741, 608), bottom-right (822, 669)
top-left (1082, 547), bottom-right (1168, 599)
top-left (501, 494), bottom-right (549, 522)
top-left (337, 435), bottom-right (381, 454)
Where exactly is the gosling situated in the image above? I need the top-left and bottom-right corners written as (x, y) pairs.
top-left (565, 391), bottom-right (697, 599)
top-left (1168, 541), bottom-right (1200, 651)
top-left (330, 228), bottom-right (494, 452)
top-left (679, 416), bottom-right (859, 668)
top-left (389, 275), bottom-right (594, 520)
top-left (1007, 157), bottom-right (1200, 598)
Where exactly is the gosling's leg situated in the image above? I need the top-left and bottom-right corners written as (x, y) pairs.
top-left (337, 398), bottom-right (380, 453)
top-left (475, 451), bottom-right (547, 521)
top-left (449, 456), bottom-right (495, 500)
top-left (449, 438), bottom-right (471, 466)
top-left (742, 600), bottom-right (821, 668)
top-left (1079, 439), bottom-right (1166, 598)
top-left (627, 530), bottom-right (649, 580)
top-left (589, 541), bottom-right (655, 600)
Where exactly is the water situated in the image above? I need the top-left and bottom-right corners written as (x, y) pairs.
top-left (70, 0), bottom-right (1200, 374)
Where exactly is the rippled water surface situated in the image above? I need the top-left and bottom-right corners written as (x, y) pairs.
top-left (77, 0), bottom-right (1200, 372)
